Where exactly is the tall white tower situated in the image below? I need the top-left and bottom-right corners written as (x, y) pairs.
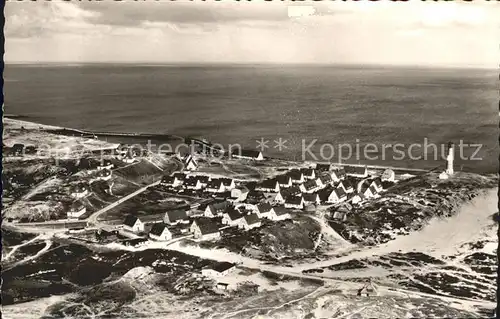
top-left (445, 142), bottom-right (454, 175)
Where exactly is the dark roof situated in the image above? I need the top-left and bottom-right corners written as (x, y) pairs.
top-left (273, 205), bottom-right (289, 216)
top-left (70, 202), bottom-right (85, 211)
top-left (284, 186), bottom-right (301, 196)
top-left (173, 172), bottom-right (186, 180)
top-left (211, 262), bottom-right (236, 272)
top-left (315, 164), bottom-right (331, 172)
top-left (303, 180), bottom-right (317, 190)
top-left (286, 196), bottom-right (303, 205)
top-left (232, 149), bottom-right (262, 158)
top-left (336, 186), bottom-right (347, 198)
top-left (220, 178), bottom-right (233, 186)
top-left (162, 176), bottom-right (175, 184)
top-left (344, 166), bottom-right (367, 175)
top-left (318, 188), bottom-right (332, 201)
top-left (195, 219), bottom-right (220, 235)
top-left (150, 223), bottom-right (169, 236)
top-left (123, 214), bottom-right (139, 227)
top-left (244, 213), bottom-right (260, 225)
top-left (225, 208), bottom-right (243, 221)
top-left (342, 180), bottom-right (353, 189)
top-left (287, 169), bottom-right (303, 180)
top-left (300, 168), bottom-right (315, 176)
top-left (369, 185), bottom-right (378, 194)
top-left (259, 179), bottom-right (279, 189)
top-left (257, 203), bottom-right (273, 213)
top-left (165, 210), bottom-right (188, 222)
top-left (277, 175), bottom-right (292, 184)
top-left (207, 179), bottom-right (223, 189)
top-left (209, 201), bottom-right (230, 213)
top-left (184, 177), bottom-right (199, 186)
top-left (303, 193), bottom-right (319, 202)
top-left (196, 175), bottom-right (210, 183)
top-left (319, 174), bottom-right (332, 183)
top-left (334, 168), bottom-right (346, 177)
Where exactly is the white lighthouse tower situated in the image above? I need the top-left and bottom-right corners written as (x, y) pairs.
top-left (439, 142), bottom-right (454, 179)
top-left (445, 142), bottom-right (454, 175)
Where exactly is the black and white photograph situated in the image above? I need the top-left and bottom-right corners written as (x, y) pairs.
top-left (1, 1), bottom-right (499, 318)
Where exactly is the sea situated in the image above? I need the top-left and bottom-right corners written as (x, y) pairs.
top-left (4, 64), bottom-right (498, 173)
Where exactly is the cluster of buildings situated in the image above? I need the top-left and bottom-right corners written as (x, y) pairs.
top-left (254, 164), bottom-right (385, 211)
top-left (160, 171), bottom-right (238, 198)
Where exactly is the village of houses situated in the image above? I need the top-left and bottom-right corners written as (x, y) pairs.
top-left (6, 139), bottom-right (397, 293)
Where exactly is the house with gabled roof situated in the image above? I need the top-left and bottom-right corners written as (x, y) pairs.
top-left (303, 193), bottom-right (321, 205)
top-left (201, 262), bottom-right (236, 277)
top-left (300, 168), bottom-right (316, 180)
top-left (256, 179), bottom-right (280, 193)
top-left (206, 179), bottom-right (225, 193)
top-left (351, 193), bottom-right (365, 205)
top-left (283, 185), bottom-right (301, 197)
top-left (334, 168), bottom-right (346, 180)
top-left (287, 169), bottom-right (304, 184)
top-left (221, 208), bottom-right (244, 226)
top-left (231, 149), bottom-right (264, 161)
top-left (344, 165), bottom-right (368, 178)
top-left (184, 177), bottom-right (203, 190)
top-left (122, 214), bottom-right (145, 233)
top-left (184, 154), bottom-right (198, 171)
top-left (360, 185), bottom-right (374, 199)
top-left (220, 178), bottom-right (236, 191)
top-left (190, 219), bottom-right (221, 240)
top-left (332, 210), bottom-right (349, 222)
top-left (276, 175), bottom-right (293, 188)
top-left (285, 195), bottom-right (305, 210)
top-left (67, 202), bottom-right (86, 219)
top-left (239, 213), bottom-right (261, 230)
top-left (315, 163), bottom-right (331, 172)
top-left (273, 191), bottom-right (286, 204)
top-left (339, 180), bottom-right (354, 193)
top-left (269, 205), bottom-right (291, 221)
top-left (204, 201), bottom-right (230, 218)
top-left (229, 186), bottom-right (249, 202)
top-left (300, 180), bottom-right (319, 194)
top-left (327, 188), bottom-right (347, 204)
top-left (369, 178), bottom-right (383, 193)
top-left (149, 223), bottom-right (173, 241)
top-left (164, 209), bottom-right (189, 225)
top-left (256, 203), bottom-right (273, 219)
top-left (317, 173), bottom-right (333, 187)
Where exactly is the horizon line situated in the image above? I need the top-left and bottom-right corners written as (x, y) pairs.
top-left (4, 61), bottom-right (496, 70)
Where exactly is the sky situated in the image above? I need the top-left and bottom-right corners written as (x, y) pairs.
top-left (5, 0), bottom-right (500, 68)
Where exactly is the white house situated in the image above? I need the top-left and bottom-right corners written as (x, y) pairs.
top-left (338, 181), bottom-right (354, 194)
top-left (256, 203), bottom-right (273, 218)
top-left (303, 193), bottom-right (321, 205)
top-left (360, 186), bottom-right (374, 199)
top-left (215, 281), bottom-right (237, 292)
top-left (277, 175), bottom-right (293, 188)
top-left (206, 179), bottom-right (225, 193)
top-left (369, 178), bottom-right (383, 193)
top-left (231, 149), bottom-right (264, 161)
top-left (332, 210), bottom-right (348, 222)
top-left (268, 206), bottom-right (291, 221)
top-left (316, 174), bottom-right (332, 188)
top-left (300, 180), bottom-right (319, 194)
top-left (149, 223), bottom-right (173, 241)
top-left (190, 219), bottom-right (221, 240)
top-left (230, 186), bottom-right (249, 202)
top-left (351, 193), bottom-right (365, 205)
top-left (70, 184), bottom-right (89, 199)
top-left (287, 169), bottom-right (305, 184)
top-left (327, 188), bottom-right (347, 204)
top-left (122, 215), bottom-right (145, 233)
top-left (164, 209), bottom-right (189, 225)
top-left (184, 154), bottom-right (198, 171)
top-left (256, 179), bottom-right (280, 193)
top-left (381, 169), bottom-right (395, 182)
top-left (184, 177), bottom-right (203, 190)
top-left (220, 178), bottom-right (236, 191)
top-left (238, 213), bottom-right (261, 230)
top-left (273, 191), bottom-right (286, 204)
top-left (67, 203), bottom-right (86, 219)
top-left (284, 195), bottom-right (305, 210)
top-left (204, 201), bottom-right (230, 218)
top-left (221, 209), bottom-right (244, 226)
top-left (201, 262), bottom-right (236, 278)
top-left (344, 165), bottom-right (368, 178)
top-left (161, 175), bottom-right (183, 188)
top-left (300, 168), bottom-right (316, 180)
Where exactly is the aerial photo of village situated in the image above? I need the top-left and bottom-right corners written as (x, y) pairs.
top-left (3, 1), bottom-right (499, 318)
top-left (2, 116), bottom-right (498, 318)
